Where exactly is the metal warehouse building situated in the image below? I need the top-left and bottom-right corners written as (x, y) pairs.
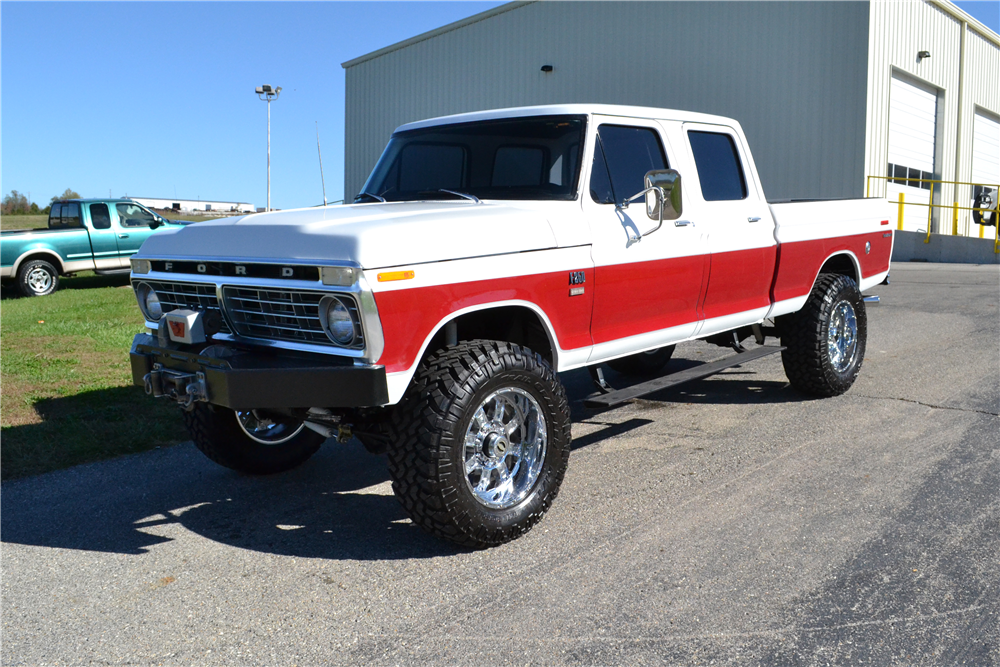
top-left (343, 0), bottom-right (999, 237)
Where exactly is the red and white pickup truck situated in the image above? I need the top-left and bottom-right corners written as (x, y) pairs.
top-left (129, 104), bottom-right (892, 547)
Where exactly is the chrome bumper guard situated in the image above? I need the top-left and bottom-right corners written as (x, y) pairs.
top-left (130, 333), bottom-right (389, 410)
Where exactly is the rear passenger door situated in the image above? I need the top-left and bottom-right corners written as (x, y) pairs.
top-left (586, 117), bottom-right (708, 362)
top-left (682, 124), bottom-right (775, 336)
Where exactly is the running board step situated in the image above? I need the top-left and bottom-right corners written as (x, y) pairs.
top-left (584, 345), bottom-right (786, 409)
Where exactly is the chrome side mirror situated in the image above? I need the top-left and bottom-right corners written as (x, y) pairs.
top-left (617, 169), bottom-right (682, 240)
top-left (644, 169), bottom-right (682, 222)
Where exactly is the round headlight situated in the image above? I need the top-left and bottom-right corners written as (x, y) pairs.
top-left (136, 283), bottom-right (163, 321)
top-left (320, 296), bottom-right (355, 346)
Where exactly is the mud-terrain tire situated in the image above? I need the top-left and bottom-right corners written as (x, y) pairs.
top-left (386, 340), bottom-right (572, 548)
top-left (182, 403), bottom-right (323, 474)
top-left (607, 345), bottom-right (676, 377)
top-left (17, 259), bottom-right (60, 297)
top-left (780, 273), bottom-right (867, 397)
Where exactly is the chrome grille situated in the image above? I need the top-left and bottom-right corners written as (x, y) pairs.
top-left (134, 280), bottom-right (231, 334)
top-left (222, 287), bottom-right (364, 349)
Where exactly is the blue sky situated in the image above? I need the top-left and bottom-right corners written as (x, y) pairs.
top-left (2, 1), bottom-right (997, 212)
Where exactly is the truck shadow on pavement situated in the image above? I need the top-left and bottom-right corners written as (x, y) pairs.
top-left (1, 439), bottom-right (463, 561)
top-left (2, 361), bottom-right (806, 562)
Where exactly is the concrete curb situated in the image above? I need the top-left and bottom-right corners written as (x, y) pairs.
top-left (892, 230), bottom-right (1000, 264)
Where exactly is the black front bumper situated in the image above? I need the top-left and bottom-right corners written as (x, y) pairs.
top-left (129, 334), bottom-right (388, 410)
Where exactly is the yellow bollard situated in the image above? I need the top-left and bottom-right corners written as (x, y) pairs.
top-left (952, 202), bottom-right (959, 236)
top-left (897, 193), bottom-right (904, 231)
top-left (924, 183), bottom-right (934, 244)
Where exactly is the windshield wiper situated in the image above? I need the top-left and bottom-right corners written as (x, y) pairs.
top-left (354, 192), bottom-right (386, 203)
top-left (434, 189), bottom-right (481, 204)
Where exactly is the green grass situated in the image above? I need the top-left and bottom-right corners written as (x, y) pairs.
top-left (1, 273), bottom-right (188, 479)
top-left (1, 214), bottom-right (48, 231)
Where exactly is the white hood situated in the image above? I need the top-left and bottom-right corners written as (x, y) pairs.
top-left (138, 201), bottom-right (559, 269)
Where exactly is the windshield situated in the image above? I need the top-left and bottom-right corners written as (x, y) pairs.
top-left (357, 115), bottom-right (586, 203)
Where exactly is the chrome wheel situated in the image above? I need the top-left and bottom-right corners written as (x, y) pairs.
top-left (827, 300), bottom-right (858, 374)
top-left (235, 410), bottom-right (305, 445)
top-left (463, 387), bottom-right (547, 509)
top-left (27, 267), bottom-right (53, 294)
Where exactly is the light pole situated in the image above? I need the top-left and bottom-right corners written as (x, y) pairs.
top-left (255, 84), bottom-right (282, 211)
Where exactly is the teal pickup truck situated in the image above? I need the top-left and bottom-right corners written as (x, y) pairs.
top-left (1, 199), bottom-right (183, 297)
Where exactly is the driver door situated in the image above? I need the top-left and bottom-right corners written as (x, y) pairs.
top-left (113, 203), bottom-right (160, 267)
top-left (586, 117), bottom-right (708, 363)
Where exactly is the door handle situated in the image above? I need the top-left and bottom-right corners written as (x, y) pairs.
top-left (748, 217), bottom-right (761, 223)
top-left (674, 219), bottom-right (694, 227)
top-left (118, 233), bottom-right (129, 238)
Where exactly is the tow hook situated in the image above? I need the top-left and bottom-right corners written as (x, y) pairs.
top-left (143, 364), bottom-right (208, 410)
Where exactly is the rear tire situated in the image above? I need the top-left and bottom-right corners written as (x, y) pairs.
top-left (780, 273), bottom-right (867, 397)
top-left (607, 346), bottom-right (676, 376)
top-left (386, 340), bottom-right (572, 548)
top-left (182, 404), bottom-right (323, 474)
top-left (17, 259), bottom-right (59, 297)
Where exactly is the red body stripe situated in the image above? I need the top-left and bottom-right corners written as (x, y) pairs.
top-left (590, 255), bottom-right (707, 344)
top-left (373, 231), bottom-right (892, 373)
top-left (701, 246), bottom-right (777, 320)
top-left (772, 231), bottom-right (891, 304)
top-left (375, 268), bottom-right (595, 373)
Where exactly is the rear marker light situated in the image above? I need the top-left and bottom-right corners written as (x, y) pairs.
top-left (378, 270), bottom-right (415, 282)
top-left (881, 220), bottom-right (889, 225)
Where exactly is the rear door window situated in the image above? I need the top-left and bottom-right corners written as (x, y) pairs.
top-left (89, 203), bottom-right (112, 230)
top-left (492, 146), bottom-right (545, 187)
top-left (590, 125), bottom-right (668, 206)
top-left (688, 131), bottom-right (748, 201)
top-left (398, 144), bottom-right (467, 192)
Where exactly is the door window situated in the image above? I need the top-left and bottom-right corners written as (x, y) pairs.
top-left (688, 131), bottom-right (748, 201)
top-left (589, 125), bottom-right (668, 206)
top-left (90, 203), bottom-right (112, 230)
top-left (116, 203), bottom-right (155, 228)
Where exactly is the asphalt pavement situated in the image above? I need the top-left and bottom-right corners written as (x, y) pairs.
top-left (3, 262), bottom-right (998, 665)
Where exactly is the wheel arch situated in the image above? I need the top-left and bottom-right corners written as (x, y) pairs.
top-left (382, 300), bottom-right (564, 406)
top-left (12, 249), bottom-right (65, 276)
top-left (815, 251), bottom-right (861, 287)
top-left (425, 300), bottom-right (560, 366)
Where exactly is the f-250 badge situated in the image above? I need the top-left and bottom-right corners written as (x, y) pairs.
top-left (569, 270), bottom-right (585, 296)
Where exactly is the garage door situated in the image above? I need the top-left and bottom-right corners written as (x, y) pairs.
top-left (971, 111), bottom-right (1000, 234)
top-left (885, 75), bottom-right (938, 232)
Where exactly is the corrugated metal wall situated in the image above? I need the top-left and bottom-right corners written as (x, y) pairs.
top-left (865, 1), bottom-right (1000, 236)
top-left (344, 1), bottom-right (871, 203)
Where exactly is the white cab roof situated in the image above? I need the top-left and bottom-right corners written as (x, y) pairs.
top-left (395, 104), bottom-right (741, 133)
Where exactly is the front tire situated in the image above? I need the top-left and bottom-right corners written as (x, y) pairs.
top-left (386, 340), bottom-right (572, 548)
top-left (17, 259), bottom-right (59, 297)
top-left (780, 273), bottom-right (867, 397)
top-left (182, 404), bottom-right (323, 474)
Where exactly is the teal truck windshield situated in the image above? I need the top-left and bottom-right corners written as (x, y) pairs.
top-left (357, 115), bottom-right (587, 202)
